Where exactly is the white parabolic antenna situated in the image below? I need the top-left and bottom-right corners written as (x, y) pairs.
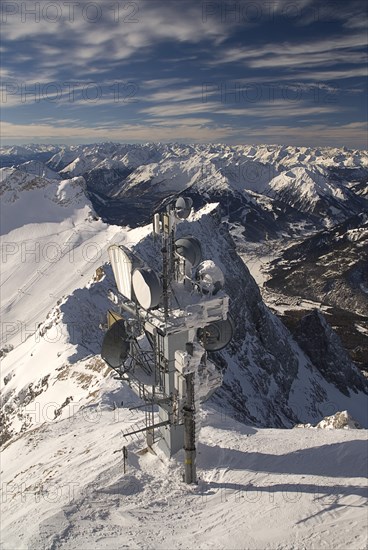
top-left (175, 237), bottom-right (202, 267)
top-left (132, 267), bottom-right (162, 310)
top-left (175, 196), bottom-right (193, 219)
top-left (196, 260), bottom-right (225, 294)
top-left (108, 244), bottom-right (140, 300)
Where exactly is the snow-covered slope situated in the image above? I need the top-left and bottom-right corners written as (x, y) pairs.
top-left (266, 166), bottom-right (363, 223)
top-left (1, 167), bottom-right (91, 232)
top-left (0, 164), bottom-right (154, 444)
top-left (1, 394), bottom-right (367, 550)
top-left (0, 168), bottom-right (128, 353)
top-left (2, 143), bottom-right (367, 236)
top-left (2, 198), bottom-right (367, 450)
top-left (17, 159), bottom-right (62, 180)
top-left (1, 150), bottom-right (367, 549)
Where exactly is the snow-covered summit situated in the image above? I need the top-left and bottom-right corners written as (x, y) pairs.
top-left (2, 143), bottom-right (366, 233)
top-left (1, 166), bottom-right (51, 198)
top-left (267, 166), bottom-right (346, 208)
top-left (2, 200), bottom-right (367, 453)
top-left (0, 167), bottom-right (93, 234)
top-left (1, 154), bottom-right (367, 548)
top-left (17, 159), bottom-right (62, 181)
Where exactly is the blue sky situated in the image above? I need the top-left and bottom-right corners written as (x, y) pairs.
top-left (1, 0), bottom-right (367, 147)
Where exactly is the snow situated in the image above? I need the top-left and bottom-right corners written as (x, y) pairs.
top-left (17, 160), bottom-right (62, 181)
top-left (288, 338), bottom-right (368, 428)
top-left (296, 410), bottom-right (362, 429)
top-left (266, 166), bottom-right (350, 213)
top-left (196, 260), bottom-right (225, 294)
top-left (0, 171), bottom-right (150, 351)
top-left (1, 398), bottom-right (367, 550)
top-left (355, 323), bottom-right (368, 335)
top-left (2, 142), bottom-right (368, 177)
top-left (45, 142), bottom-right (367, 220)
top-left (1, 142), bottom-right (367, 549)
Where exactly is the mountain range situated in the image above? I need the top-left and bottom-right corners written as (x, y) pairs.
top-left (1, 142), bottom-right (367, 432)
top-left (1, 142), bottom-right (367, 548)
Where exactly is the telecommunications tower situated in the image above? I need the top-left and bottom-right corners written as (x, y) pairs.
top-left (101, 197), bottom-right (233, 483)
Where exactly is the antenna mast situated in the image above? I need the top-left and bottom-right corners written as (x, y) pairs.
top-left (102, 197), bottom-right (233, 483)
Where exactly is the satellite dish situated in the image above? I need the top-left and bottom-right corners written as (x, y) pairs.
top-left (197, 316), bottom-right (233, 351)
top-left (175, 237), bottom-right (202, 267)
top-left (195, 260), bottom-right (225, 295)
top-left (175, 197), bottom-right (193, 219)
top-left (101, 320), bottom-right (130, 369)
top-left (108, 245), bottom-right (141, 300)
top-left (132, 268), bottom-right (162, 310)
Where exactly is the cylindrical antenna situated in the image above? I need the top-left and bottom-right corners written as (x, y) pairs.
top-left (153, 213), bottom-right (161, 235)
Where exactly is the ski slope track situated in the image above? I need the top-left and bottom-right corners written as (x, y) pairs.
top-left (0, 144), bottom-right (367, 549)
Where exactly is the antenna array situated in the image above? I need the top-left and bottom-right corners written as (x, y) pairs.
top-left (101, 197), bottom-right (232, 483)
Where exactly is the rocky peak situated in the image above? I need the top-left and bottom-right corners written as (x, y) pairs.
top-left (293, 309), bottom-right (368, 396)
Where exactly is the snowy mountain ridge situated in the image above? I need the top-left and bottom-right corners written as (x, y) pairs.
top-left (1, 145), bottom-right (367, 549)
top-left (2, 142), bottom-right (367, 167)
top-left (1, 176), bottom-right (367, 449)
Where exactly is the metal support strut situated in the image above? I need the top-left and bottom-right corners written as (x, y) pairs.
top-left (183, 361), bottom-right (197, 484)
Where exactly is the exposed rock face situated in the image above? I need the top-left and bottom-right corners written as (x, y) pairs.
top-left (265, 213), bottom-right (368, 372)
top-left (266, 213), bottom-right (368, 317)
top-left (132, 206), bottom-right (368, 427)
top-left (293, 309), bottom-right (368, 396)
top-left (296, 410), bottom-right (362, 429)
top-left (2, 142), bottom-right (368, 439)
top-left (0, 167), bottom-right (51, 199)
top-left (2, 204), bottom-right (368, 446)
